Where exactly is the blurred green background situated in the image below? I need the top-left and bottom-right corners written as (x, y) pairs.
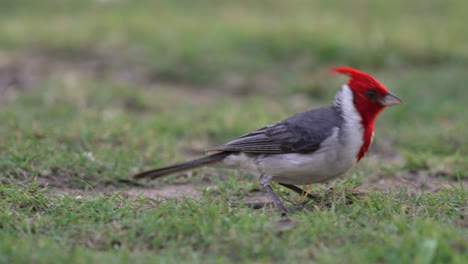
top-left (0, 0), bottom-right (467, 263)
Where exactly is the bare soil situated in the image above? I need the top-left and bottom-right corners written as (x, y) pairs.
top-left (43, 167), bottom-right (466, 207)
top-left (361, 154), bottom-right (467, 193)
top-left (0, 49), bottom-right (265, 104)
top-left (362, 171), bottom-right (464, 193)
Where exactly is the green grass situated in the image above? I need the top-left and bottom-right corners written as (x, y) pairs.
top-left (1, 0), bottom-right (468, 263)
top-left (0, 180), bottom-right (466, 263)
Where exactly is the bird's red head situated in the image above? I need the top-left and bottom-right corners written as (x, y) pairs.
top-left (331, 67), bottom-right (402, 124)
top-left (331, 67), bottom-right (402, 161)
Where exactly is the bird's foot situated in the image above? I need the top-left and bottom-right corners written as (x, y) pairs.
top-left (260, 174), bottom-right (290, 215)
top-left (263, 184), bottom-right (290, 215)
top-left (278, 183), bottom-right (323, 203)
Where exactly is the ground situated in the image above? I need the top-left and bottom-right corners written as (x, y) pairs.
top-left (0, 1), bottom-right (467, 263)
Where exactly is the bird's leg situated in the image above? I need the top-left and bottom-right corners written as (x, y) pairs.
top-left (278, 183), bottom-right (322, 202)
top-left (303, 183), bottom-right (313, 200)
top-left (259, 174), bottom-right (289, 214)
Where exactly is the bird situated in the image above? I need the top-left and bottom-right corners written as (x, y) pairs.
top-left (133, 67), bottom-right (403, 214)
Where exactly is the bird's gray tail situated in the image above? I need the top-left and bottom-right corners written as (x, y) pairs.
top-left (133, 152), bottom-right (230, 180)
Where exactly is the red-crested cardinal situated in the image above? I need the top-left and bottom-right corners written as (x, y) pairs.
top-left (133, 68), bottom-right (403, 213)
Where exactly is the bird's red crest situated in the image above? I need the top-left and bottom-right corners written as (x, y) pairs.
top-left (330, 67), bottom-right (388, 95)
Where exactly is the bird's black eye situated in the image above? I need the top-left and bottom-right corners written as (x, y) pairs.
top-left (365, 90), bottom-right (378, 100)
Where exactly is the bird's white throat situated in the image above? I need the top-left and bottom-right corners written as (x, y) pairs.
top-left (333, 84), bottom-right (365, 159)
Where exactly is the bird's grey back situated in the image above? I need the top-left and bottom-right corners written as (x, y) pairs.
top-left (205, 106), bottom-right (343, 155)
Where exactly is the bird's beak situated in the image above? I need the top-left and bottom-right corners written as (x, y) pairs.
top-left (380, 92), bottom-right (403, 106)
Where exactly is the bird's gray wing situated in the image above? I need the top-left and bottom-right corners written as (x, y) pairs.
top-left (205, 107), bottom-right (343, 154)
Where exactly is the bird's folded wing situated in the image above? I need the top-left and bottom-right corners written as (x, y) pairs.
top-left (205, 107), bottom-right (343, 155)
top-left (205, 126), bottom-right (283, 154)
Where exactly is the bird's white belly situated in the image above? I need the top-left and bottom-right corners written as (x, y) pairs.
top-left (215, 126), bottom-right (362, 185)
top-left (260, 151), bottom-right (355, 184)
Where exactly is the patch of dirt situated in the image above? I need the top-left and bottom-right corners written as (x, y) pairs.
top-left (36, 170), bottom-right (465, 215)
top-left (0, 48), bottom-right (272, 104)
top-left (360, 153), bottom-right (467, 193)
top-left (362, 170), bottom-right (466, 194)
top-left (48, 183), bottom-right (205, 201)
top-left (123, 184), bottom-right (205, 200)
top-left (0, 48), bottom-right (193, 103)
top-left (0, 51), bottom-right (43, 103)
top-left (47, 182), bottom-right (274, 211)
